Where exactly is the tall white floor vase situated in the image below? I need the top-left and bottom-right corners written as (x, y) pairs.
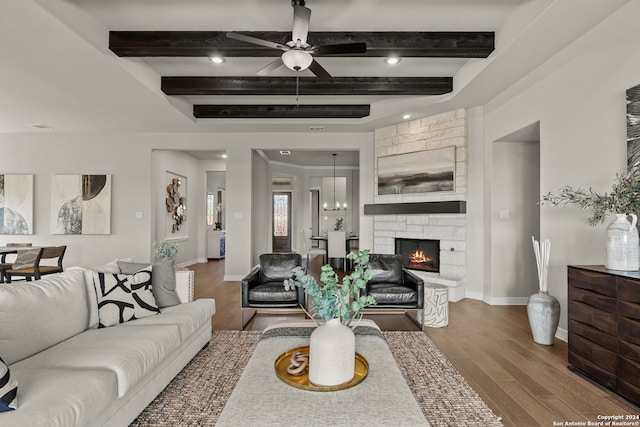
top-left (605, 213), bottom-right (639, 271)
top-left (308, 318), bottom-right (355, 386)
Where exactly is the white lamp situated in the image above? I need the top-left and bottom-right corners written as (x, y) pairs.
top-left (282, 50), bottom-right (313, 71)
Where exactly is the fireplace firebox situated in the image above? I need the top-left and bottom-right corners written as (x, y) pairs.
top-left (395, 238), bottom-right (439, 273)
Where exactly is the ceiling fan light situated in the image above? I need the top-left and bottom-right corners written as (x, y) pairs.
top-left (209, 56), bottom-right (225, 64)
top-left (282, 50), bottom-right (313, 71)
top-left (385, 56), bottom-right (401, 65)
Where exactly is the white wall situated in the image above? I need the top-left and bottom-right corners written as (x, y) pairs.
top-left (478, 0), bottom-right (640, 331)
top-left (0, 134), bottom-right (152, 266)
top-left (152, 150), bottom-right (202, 265)
top-left (490, 140), bottom-right (540, 302)
top-left (251, 151), bottom-right (269, 265)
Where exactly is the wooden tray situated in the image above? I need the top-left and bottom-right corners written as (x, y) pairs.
top-left (274, 345), bottom-right (368, 392)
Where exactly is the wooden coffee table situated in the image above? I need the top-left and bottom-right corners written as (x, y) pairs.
top-left (216, 320), bottom-right (429, 427)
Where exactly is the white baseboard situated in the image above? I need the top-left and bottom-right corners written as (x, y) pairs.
top-left (484, 296), bottom-right (529, 305)
top-left (555, 327), bottom-right (568, 342)
top-left (464, 291), bottom-right (484, 301)
top-left (177, 258), bottom-right (203, 267)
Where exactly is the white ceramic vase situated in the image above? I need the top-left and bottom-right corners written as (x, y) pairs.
top-left (527, 291), bottom-right (561, 345)
top-left (605, 213), bottom-right (639, 271)
top-left (308, 318), bottom-right (355, 386)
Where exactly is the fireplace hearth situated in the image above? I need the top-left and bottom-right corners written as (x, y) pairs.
top-left (395, 238), bottom-right (439, 273)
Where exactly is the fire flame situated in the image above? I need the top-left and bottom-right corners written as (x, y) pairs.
top-left (410, 250), bottom-right (430, 264)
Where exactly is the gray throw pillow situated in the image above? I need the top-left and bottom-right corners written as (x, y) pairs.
top-left (117, 259), bottom-right (181, 308)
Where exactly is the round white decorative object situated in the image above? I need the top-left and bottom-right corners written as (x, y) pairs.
top-left (605, 213), bottom-right (639, 271)
top-left (308, 318), bottom-right (355, 386)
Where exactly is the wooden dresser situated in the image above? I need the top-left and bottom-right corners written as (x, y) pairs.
top-left (567, 265), bottom-right (640, 406)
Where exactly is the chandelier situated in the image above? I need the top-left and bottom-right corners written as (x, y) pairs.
top-left (324, 153), bottom-right (347, 211)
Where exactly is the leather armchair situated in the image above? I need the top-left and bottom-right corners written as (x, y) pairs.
top-left (241, 253), bottom-right (305, 309)
top-left (364, 254), bottom-right (424, 309)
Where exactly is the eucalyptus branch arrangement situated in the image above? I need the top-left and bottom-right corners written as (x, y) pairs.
top-left (284, 250), bottom-right (376, 328)
top-left (542, 162), bottom-right (640, 226)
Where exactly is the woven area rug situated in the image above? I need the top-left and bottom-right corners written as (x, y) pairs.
top-left (131, 330), bottom-right (502, 427)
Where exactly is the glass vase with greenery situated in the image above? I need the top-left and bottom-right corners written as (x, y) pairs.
top-left (284, 250), bottom-right (376, 328)
top-left (542, 163), bottom-right (640, 226)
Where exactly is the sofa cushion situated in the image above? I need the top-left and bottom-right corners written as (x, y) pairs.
top-left (11, 324), bottom-right (181, 398)
top-left (120, 299), bottom-right (216, 340)
top-left (68, 259), bottom-right (127, 329)
top-left (367, 254), bottom-right (404, 285)
top-left (0, 270), bottom-right (89, 365)
top-left (118, 259), bottom-right (181, 308)
top-left (0, 356), bottom-right (18, 412)
top-left (2, 366), bottom-right (117, 427)
top-left (92, 270), bottom-right (160, 328)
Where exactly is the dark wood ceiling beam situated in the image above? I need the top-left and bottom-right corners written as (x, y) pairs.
top-left (194, 104), bottom-right (370, 119)
top-left (109, 31), bottom-right (494, 58)
top-left (162, 77), bottom-right (452, 96)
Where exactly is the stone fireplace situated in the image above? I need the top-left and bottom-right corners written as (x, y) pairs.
top-left (371, 109), bottom-right (468, 302)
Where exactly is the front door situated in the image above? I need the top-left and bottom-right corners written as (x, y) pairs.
top-left (272, 192), bottom-right (291, 252)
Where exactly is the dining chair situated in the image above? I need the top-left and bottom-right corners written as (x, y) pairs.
top-left (301, 230), bottom-right (326, 267)
top-left (327, 231), bottom-right (347, 270)
top-left (5, 245), bottom-right (67, 283)
top-left (0, 243), bottom-right (33, 283)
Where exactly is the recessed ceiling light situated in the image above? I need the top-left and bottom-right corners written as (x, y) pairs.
top-left (402, 114), bottom-right (411, 120)
top-left (280, 150), bottom-right (291, 155)
top-left (210, 56), bottom-right (225, 64)
top-left (385, 57), bottom-right (401, 65)
top-left (28, 123), bottom-right (53, 129)
top-left (221, 154), bottom-right (227, 159)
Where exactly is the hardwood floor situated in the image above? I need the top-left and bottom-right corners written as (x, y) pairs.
top-left (189, 259), bottom-right (639, 427)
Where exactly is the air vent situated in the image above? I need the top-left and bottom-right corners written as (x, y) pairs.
top-left (309, 126), bottom-right (325, 132)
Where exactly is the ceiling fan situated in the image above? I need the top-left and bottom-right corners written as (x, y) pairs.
top-left (226, 0), bottom-right (366, 80)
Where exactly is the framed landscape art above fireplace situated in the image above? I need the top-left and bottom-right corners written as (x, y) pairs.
top-left (377, 146), bottom-right (455, 195)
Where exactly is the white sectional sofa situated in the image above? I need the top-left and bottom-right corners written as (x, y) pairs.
top-left (0, 264), bottom-right (215, 427)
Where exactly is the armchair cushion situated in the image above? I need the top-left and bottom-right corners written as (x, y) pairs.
top-left (249, 282), bottom-right (299, 303)
top-left (367, 283), bottom-right (418, 305)
top-left (367, 254), bottom-right (403, 285)
top-left (258, 254), bottom-right (301, 282)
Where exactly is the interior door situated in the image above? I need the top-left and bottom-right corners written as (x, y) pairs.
top-left (272, 192), bottom-right (291, 252)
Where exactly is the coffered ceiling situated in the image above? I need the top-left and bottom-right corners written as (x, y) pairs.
top-left (0, 0), bottom-right (631, 133)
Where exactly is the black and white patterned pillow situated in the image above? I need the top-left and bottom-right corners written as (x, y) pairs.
top-left (92, 270), bottom-right (160, 328)
top-left (0, 356), bottom-right (18, 412)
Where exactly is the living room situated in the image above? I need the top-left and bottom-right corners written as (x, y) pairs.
top-left (2, 0), bottom-right (640, 425)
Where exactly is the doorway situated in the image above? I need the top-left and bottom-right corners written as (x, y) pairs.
top-left (272, 192), bottom-right (292, 252)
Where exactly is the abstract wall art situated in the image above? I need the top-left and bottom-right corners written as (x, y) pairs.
top-left (164, 171), bottom-right (187, 239)
top-left (627, 83), bottom-right (640, 168)
top-left (51, 174), bottom-right (111, 235)
top-left (0, 174), bottom-right (33, 235)
top-left (377, 146), bottom-right (455, 195)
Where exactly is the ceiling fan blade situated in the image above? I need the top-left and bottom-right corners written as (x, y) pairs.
top-left (308, 59), bottom-right (332, 80)
top-left (291, 5), bottom-right (311, 45)
top-left (313, 42), bottom-right (367, 55)
top-left (226, 32), bottom-right (288, 51)
top-left (256, 58), bottom-right (285, 76)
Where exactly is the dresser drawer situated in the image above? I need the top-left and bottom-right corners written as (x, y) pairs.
top-left (568, 332), bottom-right (617, 375)
top-left (568, 267), bottom-right (617, 298)
top-left (568, 298), bottom-right (617, 336)
top-left (569, 348), bottom-right (617, 389)
top-left (569, 319), bottom-right (617, 349)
